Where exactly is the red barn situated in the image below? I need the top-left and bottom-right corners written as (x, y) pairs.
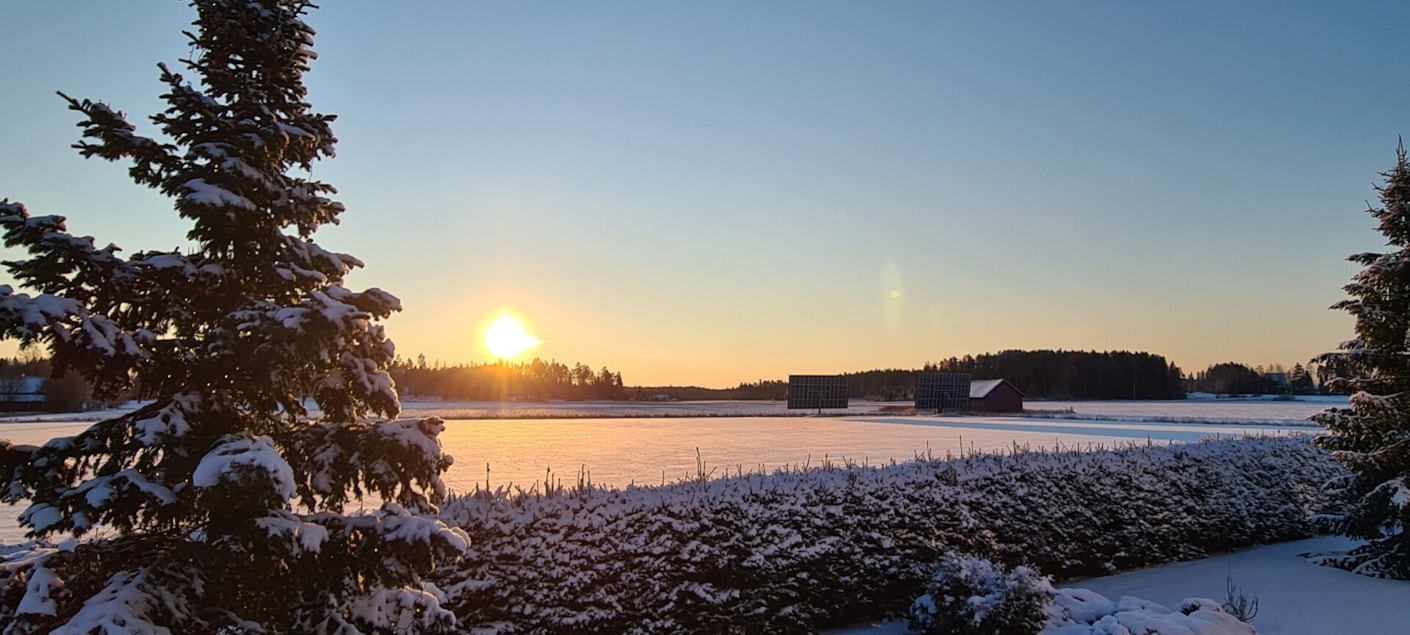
top-left (969, 379), bottom-right (1024, 413)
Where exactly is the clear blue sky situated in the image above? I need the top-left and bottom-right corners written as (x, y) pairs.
top-left (0, 1), bottom-right (1405, 387)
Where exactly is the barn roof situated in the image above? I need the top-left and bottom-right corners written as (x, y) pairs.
top-left (970, 378), bottom-right (1023, 399)
top-left (0, 376), bottom-right (45, 402)
top-left (1, 377), bottom-right (44, 394)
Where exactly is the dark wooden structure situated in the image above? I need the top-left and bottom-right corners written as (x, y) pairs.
top-left (0, 376), bottom-right (45, 412)
top-left (969, 379), bottom-right (1024, 413)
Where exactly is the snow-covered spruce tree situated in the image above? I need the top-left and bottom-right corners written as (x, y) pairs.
top-left (0, 1), bottom-right (469, 632)
top-left (1311, 140), bottom-right (1410, 579)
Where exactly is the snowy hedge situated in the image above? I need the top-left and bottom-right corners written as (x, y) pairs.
top-left (434, 435), bottom-right (1342, 633)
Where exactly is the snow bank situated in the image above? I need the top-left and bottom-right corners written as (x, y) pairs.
top-left (1044, 589), bottom-right (1255, 635)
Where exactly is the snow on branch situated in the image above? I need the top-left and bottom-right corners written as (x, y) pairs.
top-left (182, 178), bottom-right (257, 211)
top-left (255, 512), bottom-right (330, 555)
top-left (280, 418), bottom-right (450, 513)
top-left (0, 286), bottom-right (82, 341)
top-left (193, 435), bottom-right (297, 502)
top-left (50, 567), bottom-right (197, 635)
top-left (58, 93), bottom-right (180, 189)
top-left (16, 559), bottom-right (63, 617)
top-left (322, 586), bottom-right (457, 635)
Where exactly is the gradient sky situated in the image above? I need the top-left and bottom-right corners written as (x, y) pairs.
top-left (1, 2), bottom-right (1406, 388)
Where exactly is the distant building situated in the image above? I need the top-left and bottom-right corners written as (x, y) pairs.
top-left (969, 379), bottom-right (1024, 413)
top-left (0, 376), bottom-right (45, 412)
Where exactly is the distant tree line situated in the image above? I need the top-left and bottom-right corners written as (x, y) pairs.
top-left (390, 355), bottom-right (626, 401)
top-left (921, 350), bottom-right (1186, 400)
top-left (646, 350), bottom-right (1187, 402)
top-left (1185, 362), bottom-right (1319, 396)
top-left (634, 380), bottom-right (790, 402)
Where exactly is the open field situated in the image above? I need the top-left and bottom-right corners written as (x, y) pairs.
top-left (0, 394), bottom-right (1345, 425)
top-left (0, 401), bottom-right (1397, 635)
top-left (0, 411), bottom-right (1310, 545)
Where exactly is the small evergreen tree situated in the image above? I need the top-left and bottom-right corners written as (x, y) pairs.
top-left (1311, 140), bottom-right (1410, 579)
top-left (907, 552), bottom-right (1054, 635)
top-left (1288, 363), bottom-right (1316, 395)
top-left (0, 1), bottom-right (469, 631)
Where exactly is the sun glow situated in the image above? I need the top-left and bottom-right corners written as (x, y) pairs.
top-left (483, 313), bottom-right (543, 360)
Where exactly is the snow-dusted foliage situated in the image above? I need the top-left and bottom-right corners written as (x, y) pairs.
top-left (1043, 588), bottom-right (1256, 635)
top-left (434, 435), bottom-right (1341, 632)
top-left (908, 552), bottom-right (1054, 635)
top-left (1312, 140), bottom-right (1410, 579)
top-left (0, 1), bottom-right (466, 631)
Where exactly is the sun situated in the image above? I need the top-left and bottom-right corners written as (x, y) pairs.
top-left (483, 313), bottom-right (543, 360)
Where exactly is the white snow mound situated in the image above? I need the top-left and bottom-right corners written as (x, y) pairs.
top-left (1044, 587), bottom-right (1256, 635)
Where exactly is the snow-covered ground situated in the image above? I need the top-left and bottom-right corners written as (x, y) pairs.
top-left (1031, 395), bottom-right (1344, 425)
top-left (406, 395), bottom-right (1344, 424)
top-left (0, 399), bottom-right (844, 424)
top-left (0, 413), bottom-right (1311, 544)
top-left (833, 536), bottom-right (1410, 635)
top-left (0, 398), bottom-right (1379, 634)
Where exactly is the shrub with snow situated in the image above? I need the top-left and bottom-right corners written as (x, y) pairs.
top-left (433, 435), bottom-right (1342, 632)
top-left (908, 552), bottom-right (1054, 635)
top-left (0, 1), bottom-right (467, 632)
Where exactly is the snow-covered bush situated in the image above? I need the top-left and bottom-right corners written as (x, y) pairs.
top-left (0, 1), bottom-right (467, 631)
top-left (908, 552), bottom-right (1054, 635)
top-left (434, 435), bottom-right (1342, 632)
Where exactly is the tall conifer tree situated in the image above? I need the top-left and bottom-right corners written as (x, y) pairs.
top-left (1313, 140), bottom-right (1410, 579)
top-left (0, 1), bottom-right (469, 631)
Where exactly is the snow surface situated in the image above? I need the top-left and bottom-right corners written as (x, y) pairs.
top-left (969, 378), bottom-right (1007, 399)
top-left (1043, 591), bottom-right (1255, 635)
top-left (0, 409), bottom-right (1313, 545)
top-left (832, 536), bottom-right (1410, 635)
top-left (0, 397), bottom-right (1339, 425)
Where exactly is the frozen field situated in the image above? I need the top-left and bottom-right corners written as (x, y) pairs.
top-left (0, 414), bottom-right (1309, 544)
top-left (432, 415), bottom-right (1308, 494)
top-left (406, 395), bottom-right (1346, 424)
top-left (0, 410), bottom-right (1378, 635)
top-left (0, 395), bottom-right (1343, 425)
top-left (1030, 395), bottom-right (1345, 425)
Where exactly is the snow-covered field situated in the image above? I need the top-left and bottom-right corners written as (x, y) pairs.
top-left (1, 398), bottom-right (1389, 635)
top-left (1030, 395), bottom-right (1345, 425)
top-left (0, 395), bottom-right (1342, 426)
top-left (833, 536), bottom-right (1410, 635)
top-left (432, 415), bottom-right (1308, 494)
top-left (404, 395), bottom-right (1345, 424)
top-left (0, 410), bottom-right (1312, 544)
top-left (0, 414), bottom-right (1311, 496)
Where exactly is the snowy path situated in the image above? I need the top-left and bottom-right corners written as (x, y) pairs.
top-left (833, 536), bottom-right (1410, 634)
top-left (1076, 536), bottom-right (1410, 634)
